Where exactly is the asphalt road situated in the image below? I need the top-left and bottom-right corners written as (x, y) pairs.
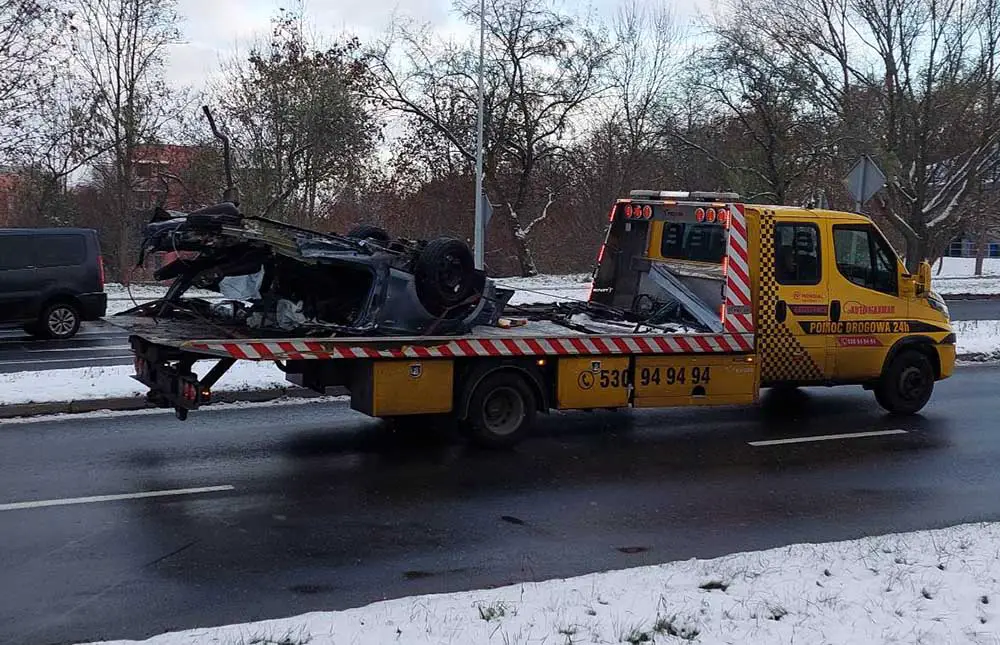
top-left (944, 297), bottom-right (1000, 321)
top-left (3, 364), bottom-right (1000, 644)
top-left (0, 296), bottom-right (996, 374)
top-left (0, 321), bottom-right (131, 374)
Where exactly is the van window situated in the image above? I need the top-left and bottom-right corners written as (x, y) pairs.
top-left (774, 223), bottom-right (821, 285)
top-left (660, 222), bottom-right (726, 263)
top-left (35, 234), bottom-right (87, 268)
top-left (0, 236), bottom-right (34, 270)
top-left (833, 226), bottom-right (898, 295)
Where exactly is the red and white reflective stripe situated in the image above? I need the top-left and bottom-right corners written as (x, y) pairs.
top-left (723, 203), bottom-right (754, 334)
top-left (185, 333), bottom-right (756, 361)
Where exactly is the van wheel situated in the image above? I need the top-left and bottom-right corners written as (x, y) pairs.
top-left (40, 302), bottom-right (81, 339)
top-left (875, 350), bottom-right (934, 415)
top-left (462, 372), bottom-right (536, 449)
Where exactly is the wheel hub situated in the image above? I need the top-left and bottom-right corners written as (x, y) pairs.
top-left (48, 307), bottom-right (76, 336)
top-left (483, 387), bottom-right (524, 436)
top-left (898, 366), bottom-right (927, 401)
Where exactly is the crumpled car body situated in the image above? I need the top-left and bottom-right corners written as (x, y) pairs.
top-left (129, 203), bottom-right (500, 337)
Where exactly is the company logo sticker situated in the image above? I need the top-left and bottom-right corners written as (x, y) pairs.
top-left (844, 301), bottom-right (895, 315)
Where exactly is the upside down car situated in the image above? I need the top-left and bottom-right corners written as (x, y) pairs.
top-left (131, 201), bottom-right (504, 337)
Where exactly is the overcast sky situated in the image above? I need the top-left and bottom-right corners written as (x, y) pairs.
top-left (166, 0), bottom-right (714, 89)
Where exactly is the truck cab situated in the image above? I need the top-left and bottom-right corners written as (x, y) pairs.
top-left (590, 190), bottom-right (955, 414)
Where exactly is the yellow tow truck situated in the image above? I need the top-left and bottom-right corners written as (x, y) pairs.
top-left (118, 190), bottom-right (955, 447)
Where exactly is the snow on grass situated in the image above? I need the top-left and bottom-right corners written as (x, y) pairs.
top-left (0, 361), bottom-right (288, 405)
top-left (954, 320), bottom-right (1000, 359)
top-left (104, 283), bottom-right (223, 316)
top-left (933, 257), bottom-right (1000, 278)
top-left (495, 273), bottom-right (593, 306)
top-left (83, 521), bottom-right (1000, 645)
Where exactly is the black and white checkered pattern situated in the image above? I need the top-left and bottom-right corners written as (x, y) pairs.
top-left (758, 209), bottom-right (825, 383)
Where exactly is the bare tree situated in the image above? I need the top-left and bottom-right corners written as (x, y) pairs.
top-left (0, 0), bottom-right (70, 161)
top-left (212, 7), bottom-right (376, 226)
top-left (724, 0), bottom-right (1000, 268)
top-left (369, 0), bottom-right (611, 276)
top-left (71, 0), bottom-right (181, 279)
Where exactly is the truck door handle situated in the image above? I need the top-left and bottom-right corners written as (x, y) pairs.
top-left (776, 300), bottom-right (787, 323)
top-left (830, 300), bottom-right (841, 322)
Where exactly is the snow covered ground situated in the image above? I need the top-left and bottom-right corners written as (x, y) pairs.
top-left (84, 521), bottom-right (1000, 645)
top-left (931, 258), bottom-right (1000, 296)
top-left (0, 361), bottom-right (288, 406)
top-left (952, 320), bottom-right (1000, 360)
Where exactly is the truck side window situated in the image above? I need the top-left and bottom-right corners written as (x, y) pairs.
top-left (833, 225), bottom-right (898, 295)
top-left (774, 223), bottom-right (820, 285)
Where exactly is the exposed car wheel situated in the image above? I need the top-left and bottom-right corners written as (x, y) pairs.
top-left (462, 371), bottom-right (536, 449)
top-left (346, 225), bottom-right (390, 244)
top-left (414, 237), bottom-right (476, 317)
top-left (875, 349), bottom-right (934, 415)
top-left (39, 302), bottom-right (81, 339)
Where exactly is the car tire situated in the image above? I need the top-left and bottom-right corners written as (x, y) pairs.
top-left (346, 225), bottom-right (390, 244)
top-left (39, 301), bottom-right (81, 339)
top-left (414, 237), bottom-right (476, 317)
top-left (461, 371), bottom-right (536, 449)
top-left (874, 349), bottom-right (934, 415)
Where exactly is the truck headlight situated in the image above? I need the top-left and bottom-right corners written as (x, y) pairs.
top-left (927, 292), bottom-right (949, 320)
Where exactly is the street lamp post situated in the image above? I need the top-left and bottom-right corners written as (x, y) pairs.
top-left (473, 0), bottom-right (486, 269)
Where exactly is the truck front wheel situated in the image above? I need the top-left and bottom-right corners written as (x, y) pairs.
top-left (875, 349), bottom-right (934, 415)
top-left (462, 371), bottom-right (537, 448)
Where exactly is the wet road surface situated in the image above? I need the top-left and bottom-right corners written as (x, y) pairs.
top-left (2, 364), bottom-right (999, 644)
top-left (0, 322), bottom-right (130, 374)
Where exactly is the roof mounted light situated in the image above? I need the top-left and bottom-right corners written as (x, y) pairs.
top-left (629, 189), bottom-right (741, 202)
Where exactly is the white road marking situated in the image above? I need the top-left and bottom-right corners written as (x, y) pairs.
top-left (0, 485), bottom-right (235, 512)
top-left (748, 429), bottom-right (908, 447)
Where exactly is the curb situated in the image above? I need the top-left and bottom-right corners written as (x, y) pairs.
top-left (0, 387), bottom-right (326, 420)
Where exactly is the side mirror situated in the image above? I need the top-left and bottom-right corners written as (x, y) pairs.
top-left (916, 260), bottom-right (932, 295)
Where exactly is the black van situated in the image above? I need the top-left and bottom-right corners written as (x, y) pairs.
top-left (0, 228), bottom-right (107, 339)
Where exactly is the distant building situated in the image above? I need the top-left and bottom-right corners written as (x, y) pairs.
top-left (131, 144), bottom-right (213, 211)
top-left (0, 171), bottom-right (21, 226)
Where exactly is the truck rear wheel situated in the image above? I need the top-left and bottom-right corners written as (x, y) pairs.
top-left (875, 349), bottom-right (934, 415)
top-left (462, 371), bottom-right (537, 448)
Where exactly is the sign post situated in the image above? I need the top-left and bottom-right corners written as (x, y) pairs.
top-left (473, 0), bottom-right (487, 269)
top-left (845, 155), bottom-right (887, 212)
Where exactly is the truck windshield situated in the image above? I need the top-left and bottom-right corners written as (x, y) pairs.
top-left (660, 222), bottom-right (726, 264)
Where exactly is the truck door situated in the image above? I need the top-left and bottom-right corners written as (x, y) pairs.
top-left (757, 213), bottom-right (831, 385)
top-left (826, 223), bottom-right (908, 381)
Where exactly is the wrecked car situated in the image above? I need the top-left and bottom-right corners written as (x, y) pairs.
top-left (129, 202), bottom-right (502, 337)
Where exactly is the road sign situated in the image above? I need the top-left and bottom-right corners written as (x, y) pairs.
top-left (479, 190), bottom-right (494, 229)
top-left (846, 155), bottom-right (887, 211)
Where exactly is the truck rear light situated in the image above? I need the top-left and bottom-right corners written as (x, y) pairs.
top-left (625, 204), bottom-right (634, 219)
top-left (706, 208), bottom-right (717, 223)
top-left (98, 255), bottom-right (106, 288)
top-left (695, 208), bottom-right (705, 222)
top-left (642, 205), bottom-right (653, 219)
top-left (182, 382), bottom-right (197, 402)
